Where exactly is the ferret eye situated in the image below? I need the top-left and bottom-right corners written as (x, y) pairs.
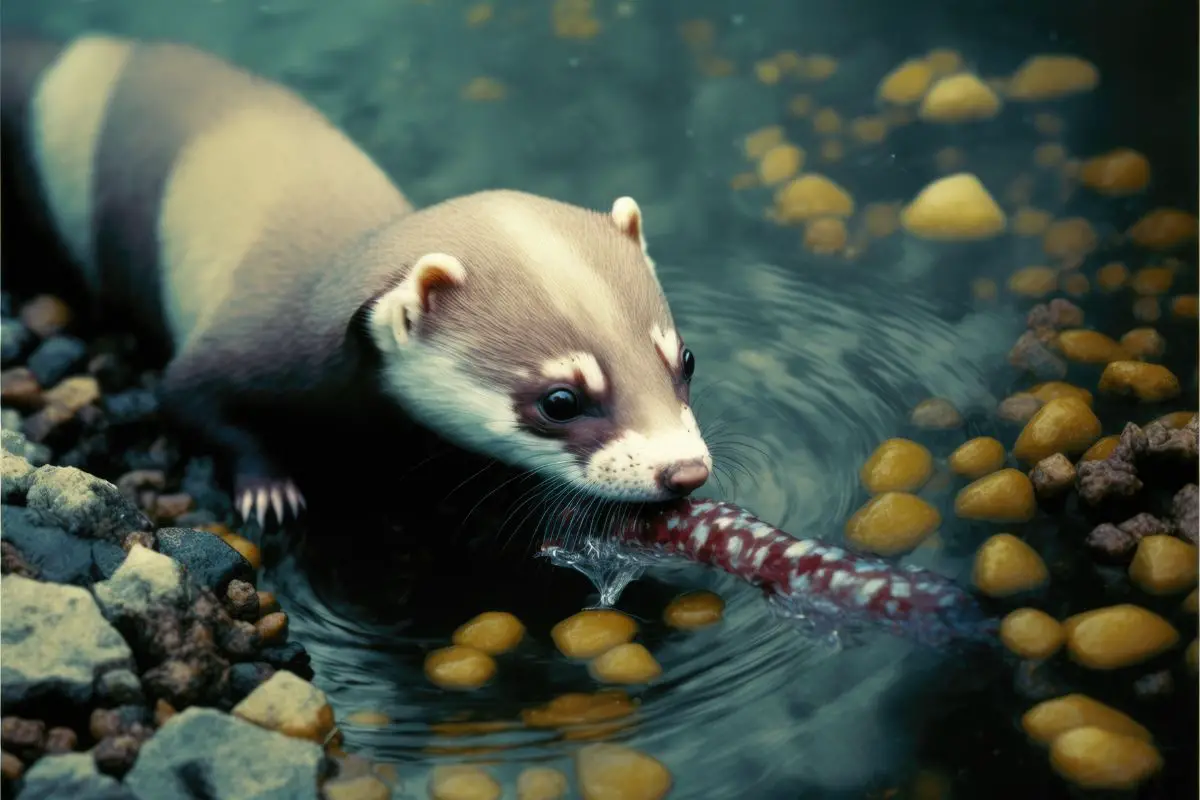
top-left (681, 347), bottom-right (696, 381)
top-left (539, 388), bottom-right (582, 422)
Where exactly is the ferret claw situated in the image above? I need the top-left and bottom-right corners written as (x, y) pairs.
top-left (234, 477), bottom-right (307, 529)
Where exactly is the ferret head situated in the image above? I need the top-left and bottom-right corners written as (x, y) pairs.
top-left (365, 190), bottom-right (711, 503)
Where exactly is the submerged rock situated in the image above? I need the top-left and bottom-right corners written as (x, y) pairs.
top-left (232, 670), bottom-right (335, 744)
top-left (124, 707), bottom-right (322, 800)
top-left (155, 528), bottom-right (255, 595)
top-left (0, 506), bottom-right (124, 586)
top-left (0, 575), bottom-right (135, 712)
top-left (17, 752), bottom-right (136, 800)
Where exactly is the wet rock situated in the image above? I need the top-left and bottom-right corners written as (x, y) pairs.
top-left (0, 506), bottom-right (102, 586)
top-left (226, 579), bottom-right (260, 621)
top-left (0, 575), bottom-right (134, 712)
top-left (140, 658), bottom-right (216, 710)
top-left (120, 530), bottom-right (156, 554)
top-left (93, 545), bottom-right (189, 621)
top-left (1077, 457), bottom-right (1142, 506)
top-left (91, 733), bottom-right (141, 778)
top-left (1133, 670), bottom-right (1174, 701)
top-left (1013, 659), bottom-right (1070, 702)
top-left (1, 448), bottom-right (36, 503)
top-left (220, 620), bottom-right (262, 660)
top-left (124, 707), bottom-right (323, 800)
top-left (150, 493), bottom-right (195, 525)
top-left (19, 295), bottom-right (73, 338)
top-left (95, 669), bottom-right (145, 707)
top-left (1114, 422), bottom-right (1148, 461)
top-left (103, 386), bottom-right (158, 422)
top-left (1, 319), bottom-right (35, 368)
top-left (22, 403), bottom-right (81, 446)
top-left (323, 773), bottom-right (393, 800)
top-left (1030, 453), bottom-right (1076, 499)
top-left (998, 393), bottom-right (1042, 424)
top-left (1, 427), bottom-right (51, 466)
top-left (1143, 419), bottom-right (1198, 461)
top-left (25, 336), bottom-right (89, 388)
top-left (91, 541), bottom-right (129, 581)
top-left (1008, 330), bottom-right (1067, 380)
top-left (1, 367), bottom-right (43, 411)
top-left (1085, 524), bottom-right (1139, 563)
top-left (1120, 513), bottom-right (1173, 539)
top-left (2, 717), bottom-right (46, 762)
top-left (1172, 484), bottom-right (1198, 545)
top-left (17, 752), bottom-right (136, 800)
top-left (1, 750), bottom-right (22, 783)
top-left (155, 528), bottom-right (254, 595)
top-left (44, 727), bottom-right (78, 755)
top-left (229, 662), bottom-right (277, 704)
top-left (256, 612), bottom-right (290, 647)
top-left (1026, 298), bottom-right (1084, 330)
top-left (232, 670), bottom-right (335, 744)
top-left (42, 376), bottom-right (101, 415)
top-left (1, 541), bottom-right (38, 578)
top-left (25, 465), bottom-right (152, 543)
top-left (259, 642), bottom-right (313, 680)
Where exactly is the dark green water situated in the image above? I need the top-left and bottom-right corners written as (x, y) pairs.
top-left (4, 1), bottom-right (1197, 797)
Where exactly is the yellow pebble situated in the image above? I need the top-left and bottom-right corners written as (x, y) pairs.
top-left (859, 438), bottom-right (934, 493)
top-left (919, 73), bottom-right (1001, 122)
top-left (576, 743), bottom-right (672, 800)
top-left (812, 108), bottom-right (842, 135)
top-left (972, 533), bottom-right (1049, 598)
top-left (901, 173), bottom-right (1006, 241)
top-left (787, 93), bottom-right (814, 117)
top-left (430, 765), bottom-right (502, 800)
top-left (1064, 604), bottom-right (1180, 670)
top-left (999, 608), bottom-right (1064, 659)
top-left (1049, 727), bottom-right (1163, 791)
top-left (1130, 266), bottom-right (1174, 296)
top-left (1079, 436), bottom-right (1119, 462)
top-left (925, 48), bottom-right (963, 76)
top-left (551, 610), bottom-right (638, 659)
top-left (588, 643), bottom-right (662, 684)
top-left (1078, 148), bottom-right (1150, 196)
top-left (757, 143), bottom-right (805, 185)
top-left (909, 397), bottom-right (963, 429)
top-left (1028, 382), bottom-right (1092, 407)
top-left (1129, 535), bottom-right (1199, 596)
top-left (844, 492), bottom-right (941, 556)
top-left (849, 115), bottom-right (888, 144)
top-left (1098, 361), bottom-right (1182, 403)
top-left (774, 174), bottom-right (854, 223)
top-left (465, 3), bottom-right (493, 26)
top-left (424, 646), bottom-right (497, 691)
top-left (1007, 266), bottom-right (1058, 298)
top-left (955, 469), bottom-right (1036, 523)
top-left (1054, 329), bottom-right (1128, 364)
top-left (743, 126), bottom-right (784, 159)
top-left (1132, 296), bottom-right (1162, 323)
top-left (452, 611), bottom-right (526, 655)
top-left (877, 59), bottom-right (935, 104)
top-left (517, 766), bottom-right (569, 800)
top-left (754, 60), bottom-right (782, 85)
top-left (948, 437), bottom-right (1007, 479)
top-left (1012, 397), bottom-right (1101, 464)
top-left (461, 77), bottom-right (507, 101)
top-left (1127, 208), bottom-right (1198, 249)
top-left (1096, 261), bottom-right (1130, 291)
top-left (1022, 693), bottom-right (1152, 745)
top-left (1119, 328), bottom-right (1166, 360)
top-left (1170, 294), bottom-right (1198, 319)
top-left (1007, 55), bottom-right (1099, 101)
top-left (1012, 207), bottom-right (1053, 237)
top-left (803, 217), bottom-right (848, 255)
top-left (1184, 588), bottom-right (1198, 614)
top-left (818, 139), bottom-right (844, 162)
top-left (663, 591), bottom-right (724, 630)
top-left (1043, 217), bottom-right (1097, 263)
top-left (1062, 273), bottom-right (1090, 297)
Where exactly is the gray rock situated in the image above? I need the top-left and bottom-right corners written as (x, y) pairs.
top-left (24, 466), bottom-right (151, 543)
top-left (0, 575), bottom-right (135, 712)
top-left (92, 545), bottom-right (190, 622)
top-left (16, 752), bottom-right (137, 800)
top-left (0, 507), bottom-right (99, 586)
top-left (155, 528), bottom-right (255, 595)
top-left (124, 707), bottom-right (323, 800)
top-left (2, 427), bottom-right (51, 467)
top-left (95, 668), bottom-right (145, 707)
top-left (25, 335), bottom-right (88, 388)
top-left (2, 407), bottom-right (23, 432)
top-left (1, 318), bottom-right (35, 368)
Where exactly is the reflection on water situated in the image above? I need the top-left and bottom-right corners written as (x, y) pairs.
top-left (267, 251), bottom-right (1024, 797)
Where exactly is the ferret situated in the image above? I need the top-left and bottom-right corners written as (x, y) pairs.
top-left (1, 33), bottom-right (712, 527)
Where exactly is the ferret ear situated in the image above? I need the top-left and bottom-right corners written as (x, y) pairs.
top-left (611, 196), bottom-right (648, 253)
top-left (369, 253), bottom-right (467, 350)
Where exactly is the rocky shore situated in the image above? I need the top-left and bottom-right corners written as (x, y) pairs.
top-left (1, 293), bottom-right (394, 799)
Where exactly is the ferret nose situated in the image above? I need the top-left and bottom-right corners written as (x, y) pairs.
top-left (658, 460), bottom-right (710, 496)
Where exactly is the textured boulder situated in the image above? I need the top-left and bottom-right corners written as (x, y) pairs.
top-left (155, 528), bottom-right (255, 595)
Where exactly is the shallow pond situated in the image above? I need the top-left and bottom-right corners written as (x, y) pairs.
top-left (7, 0), bottom-right (1198, 797)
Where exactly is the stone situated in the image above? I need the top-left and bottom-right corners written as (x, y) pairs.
top-left (0, 575), bottom-right (134, 712)
top-left (1, 427), bottom-right (51, 467)
top-left (1, 449), bottom-right (36, 503)
top-left (100, 388), bottom-right (158, 426)
top-left (93, 545), bottom-right (190, 621)
top-left (1, 367), bottom-right (43, 412)
top-left (95, 669), bottom-right (145, 707)
top-left (17, 752), bottom-right (135, 800)
top-left (43, 727), bottom-right (78, 755)
top-left (1, 717), bottom-right (46, 761)
top-left (226, 579), bottom-right (261, 621)
top-left (124, 707), bottom-right (323, 800)
top-left (0, 540), bottom-right (37, 579)
top-left (0, 506), bottom-right (94, 585)
top-left (323, 773), bottom-right (393, 800)
top-left (91, 541), bottom-right (128, 581)
top-left (155, 528), bottom-right (255, 595)
top-left (232, 670), bottom-right (336, 744)
top-left (19, 295), bottom-right (73, 338)
top-left (258, 643), bottom-right (314, 680)
top-left (1, 319), bottom-right (34, 368)
top-left (25, 336), bottom-right (89, 389)
top-left (25, 465), bottom-right (152, 543)
top-left (229, 662), bottom-right (277, 704)
top-left (92, 734), bottom-right (141, 778)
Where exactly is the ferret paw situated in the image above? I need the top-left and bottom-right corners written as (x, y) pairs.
top-left (234, 476), bottom-right (306, 529)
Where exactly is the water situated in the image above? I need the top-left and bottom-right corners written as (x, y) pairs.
top-left (5, 0), bottom-right (1197, 796)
